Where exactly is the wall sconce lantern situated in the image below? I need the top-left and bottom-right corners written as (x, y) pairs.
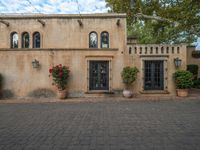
top-left (174, 57), bottom-right (182, 68)
top-left (32, 59), bottom-right (40, 68)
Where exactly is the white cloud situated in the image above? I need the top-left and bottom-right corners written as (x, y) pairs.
top-left (59, 1), bottom-right (78, 13)
top-left (0, 0), bottom-right (109, 14)
top-left (49, 0), bottom-right (58, 3)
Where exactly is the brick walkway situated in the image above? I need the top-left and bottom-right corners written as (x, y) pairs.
top-left (0, 99), bottom-right (200, 150)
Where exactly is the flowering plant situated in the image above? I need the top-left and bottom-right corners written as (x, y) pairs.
top-left (49, 64), bottom-right (70, 90)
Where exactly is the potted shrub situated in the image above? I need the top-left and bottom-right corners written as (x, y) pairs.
top-left (49, 64), bottom-right (70, 99)
top-left (174, 70), bottom-right (193, 97)
top-left (121, 66), bottom-right (139, 98)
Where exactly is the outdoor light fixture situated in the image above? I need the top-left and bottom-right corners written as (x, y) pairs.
top-left (32, 59), bottom-right (40, 68)
top-left (174, 57), bottom-right (182, 68)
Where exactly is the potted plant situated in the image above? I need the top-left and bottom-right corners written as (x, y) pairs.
top-left (121, 66), bottom-right (139, 98)
top-left (49, 64), bottom-right (70, 99)
top-left (174, 70), bottom-right (193, 97)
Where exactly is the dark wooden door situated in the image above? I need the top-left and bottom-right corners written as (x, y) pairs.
top-left (89, 61), bottom-right (109, 90)
top-left (144, 61), bottom-right (164, 90)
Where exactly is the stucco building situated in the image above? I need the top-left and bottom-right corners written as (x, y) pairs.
top-left (0, 13), bottom-right (190, 98)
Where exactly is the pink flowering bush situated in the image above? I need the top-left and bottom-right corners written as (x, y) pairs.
top-left (49, 64), bottom-right (70, 90)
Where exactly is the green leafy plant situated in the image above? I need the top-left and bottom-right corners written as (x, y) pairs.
top-left (49, 64), bottom-right (70, 90)
top-left (174, 70), bottom-right (193, 89)
top-left (121, 66), bottom-right (139, 87)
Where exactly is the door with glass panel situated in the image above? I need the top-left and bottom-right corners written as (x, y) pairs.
top-left (89, 61), bottom-right (109, 90)
top-left (144, 60), bottom-right (164, 90)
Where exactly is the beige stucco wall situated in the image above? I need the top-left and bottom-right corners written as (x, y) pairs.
top-left (187, 46), bottom-right (200, 78)
top-left (0, 14), bottom-right (127, 98)
top-left (0, 49), bottom-right (126, 97)
top-left (127, 44), bottom-right (187, 96)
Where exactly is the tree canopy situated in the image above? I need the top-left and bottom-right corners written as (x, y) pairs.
top-left (105, 0), bottom-right (200, 44)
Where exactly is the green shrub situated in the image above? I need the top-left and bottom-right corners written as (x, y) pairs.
top-left (193, 79), bottom-right (200, 89)
top-left (121, 66), bottom-right (139, 86)
top-left (174, 70), bottom-right (193, 89)
top-left (187, 64), bottom-right (198, 79)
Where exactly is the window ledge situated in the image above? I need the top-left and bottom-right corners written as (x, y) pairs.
top-left (140, 90), bottom-right (169, 94)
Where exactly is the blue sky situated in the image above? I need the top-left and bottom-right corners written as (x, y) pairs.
top-left (0, 0), bottom-right (109, 14)
top-left (0, 0), bottom-right (199, 49)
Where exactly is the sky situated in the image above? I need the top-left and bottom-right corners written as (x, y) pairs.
top-left (0, 0), bottom-right (199, 49)
top-left (0, 0), bottom-right (109, 14)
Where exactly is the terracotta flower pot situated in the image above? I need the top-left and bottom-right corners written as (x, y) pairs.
top-left (57, 90), bottom-right (67, 99)
top-left (123, 89), bottom-right (133, 98)
top-left (176, 89), bottom-right (189, 97)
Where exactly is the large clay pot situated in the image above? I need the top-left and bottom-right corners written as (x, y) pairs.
top-left (176, 89), bottom-right (189, 97)
top-left (57, 90), bottom-right (67, 99)
top-left (123, 89), bottom-right (133, 98)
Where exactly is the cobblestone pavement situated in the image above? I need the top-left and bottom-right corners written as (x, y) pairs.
top-left (0, 99), bottom-right (200, 150)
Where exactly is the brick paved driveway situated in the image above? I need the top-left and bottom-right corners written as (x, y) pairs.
top-left (0, 99), bottom-right (200, 150)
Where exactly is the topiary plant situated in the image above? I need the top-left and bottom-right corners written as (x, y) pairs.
top-left (174, 70), bottom-right (193, 89)
top-left (121, 66), bottom-right (139, 88)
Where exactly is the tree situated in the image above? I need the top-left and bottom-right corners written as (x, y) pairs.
top-left (106, 0), bottom-right (200, 44)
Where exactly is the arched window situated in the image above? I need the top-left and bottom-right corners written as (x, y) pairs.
top-left (22, 32), bottom-right (29, 48)
top-left (89, 32), bottom-right (98, 48)
top-left (33, 32), bottom-right (40, 48)
top-left (10, 32), bottom-right (18, 48)
top-left (101, 31), bottom-right (109, 48)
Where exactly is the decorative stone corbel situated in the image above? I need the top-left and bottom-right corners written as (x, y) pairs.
top-left (0, 19), bottom-right (9, 27)
top-left (116, 19), bottom-right (120, 26)
top-left (77, 19), bottom-right (83, 26)
top-left (37, 19), bottom-right (45, 27)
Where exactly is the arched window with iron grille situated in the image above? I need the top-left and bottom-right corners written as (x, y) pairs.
top-left (10, 32), bottom-right (18, 48)
top-left (89, 31), bottom-right (98, 48)
top-left (33, 32), bottom-right (41, 48)
top-left (22, 32), bottom-right (29, 48)
top-left (101, 31), bottom-right (109, 48)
